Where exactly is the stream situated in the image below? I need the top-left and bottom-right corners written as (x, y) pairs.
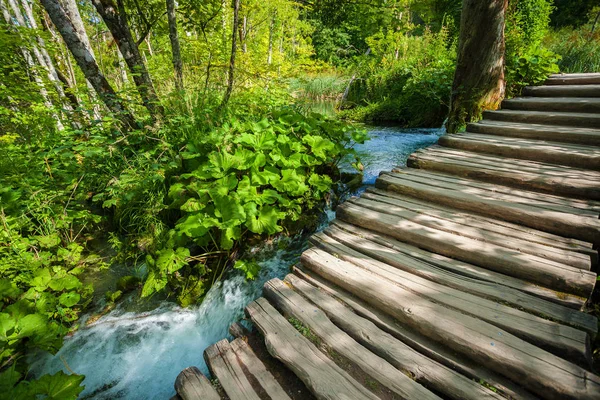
top-left (30, 126), bottom-right (443, 399)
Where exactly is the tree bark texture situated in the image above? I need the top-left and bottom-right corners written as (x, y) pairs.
top-left (166, 0), bottom-right (183, 91)
top-left (40, 0), bottom-right (136, 128)
top-left (2, 0), bottom-right (64, 130)
top-left (91, 0), bottom-right (164, 118)
top-left (60, 0), bottom-right (103, 120)
top-left (220, 0), bottom-right (240, 110)
top-left (446, 0), bottom-right (508, 133)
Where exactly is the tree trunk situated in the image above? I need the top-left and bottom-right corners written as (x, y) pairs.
top-left (40, 0), bottom-right (136, 129)
top-left (166, 0), bottom-right (183, 91)
top-left (220, 0), bottom-right (239, 110)
top-left (241, 14), bottom-right (247, 53)
top-left (116, 46), bottom-right (129, 88)
top-left (60, 0), bottom-right (103, 120)
top-left (2, 0), bottom-right (64, 130)
top-left (91, 0), bottom-right (164, 118)
top-left (446, 0), bottom-right (508, 133)
top-left (267, 12), bottom-right (275, 65)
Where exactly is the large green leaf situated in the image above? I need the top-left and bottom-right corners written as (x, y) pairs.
top-left (233, 260), bottom-right (261, 280)
top-left (271, 169), bottom-right (308, 197)
top-left (141, 269), bottom-right (168, 297)
top-left (308, 173), bottom-right (333, 192)
top-left (49, 275), bottom-right (81, 292)
top-left (27, 371), bottom-right (85, 400)
top-left (251, 166), bottom-right (280, 186)
top-left (58, 292), bottom-right (80, 307)
top-left (302, 135), bottom-right (336, 160)
top-left (156, 247), bottom-right (190, 274)
top-left (213, 194), bottom-right (246, 225)
top-left (0, 279), bottom-right (22, 299)
top-left (0, 313), bottom-right (15, 341)
top-left (244, 203), bottom-right (285, 235)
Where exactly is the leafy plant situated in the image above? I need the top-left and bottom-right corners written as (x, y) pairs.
top-left (506, 47), bottom-right (561, 96)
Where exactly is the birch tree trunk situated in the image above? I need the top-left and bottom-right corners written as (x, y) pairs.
top-left (267, 12), bottom-right (275, 65)
top-left (1, 0), bottom-right (63, 130)
top-left (446, 0), bottom-right (508, 133)
top-left (91, 0), bottom-right (164, 118)
top-left (166, 0), bottom-right (183, 91)
top-left (116, 47), bottom-right (129, 88)
top-left (60, 0), bottom-right (102, 120)
top-left (220, 0), bottom-right (240, 110)
top-left (40, 0), bottom-right (136, 128)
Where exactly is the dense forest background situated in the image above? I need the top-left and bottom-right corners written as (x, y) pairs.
top-left (0, 0), bottom-right (598, 397)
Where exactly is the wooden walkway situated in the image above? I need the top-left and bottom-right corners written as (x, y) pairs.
top-left (172, 73), bottom-right (600, 400)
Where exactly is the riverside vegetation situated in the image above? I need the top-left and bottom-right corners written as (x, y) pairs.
top-left (0, 0), bottom-right (597, 398)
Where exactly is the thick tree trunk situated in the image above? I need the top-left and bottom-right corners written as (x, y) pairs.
top-left (220, 0), bottom-right (240, 110)
top-left (40, 0), bottom-right (136, 128)
top-left (166, 0), bottom-right (183, 91)
top-left (91, 0), bottom-right (164, 118)
top-left (446, 0), bottom-right (508, 133)
top-left (60, 0), bottom-right (102, 120)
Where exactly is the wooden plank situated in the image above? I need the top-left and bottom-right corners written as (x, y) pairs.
top-left (263, 278), bottom-right (441, 400)
top-left (467, 120), bottom-right (600, 146)
top-left (336, 202), bottom-right (597, 298)
top-left (229, 322), bottom-right (250, 339)
top-left (306, 238), bottom-right (592, 364)
top-left (482, 109), bottom-right (600, 129)
top-left (283, 273), bottom-right (504, 400)
top-left (366, 187), bottom-right (596, 256)
top-left (331, 219), bottom-right (587, 309)
top-left (174, 366), bottom-right (220, 400)
top-left (439, 133), bottom-right (600, 170)
top-left (523, 84), bottom-right (600, 97)
top-left (317, 225), bottom-right (597, 336)
top-left (229, 338), bottom-right (292, 400)
top-left (417, 146), bottom-right (600, 183)
top-left (389, 168), bottom-right (600, 216)
top-left (204, 339), bottom-right (261, 400)
top-left (245, 298), bottom-right (380, 400)
top-left (292, 265), bottom-right (541, 400)
top-left (376, 172), bottom-right (600, 244)
top-left (299, 248), bottom-right (600, 400)
top-left (409, 149), bottom-right (600, 200)
top-left (546, 75), bottom-right (600, 85)
top-left (502, 97), bottom-right (600, 113)
top-left (349, 195), bottom-right (593, 270)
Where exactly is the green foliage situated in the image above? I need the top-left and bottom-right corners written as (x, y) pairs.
top-left (141, 109), bottom-right (367, 303)
top-left (506, 47), bottom-right (561, 96)
top-left (341, 27), bottom-right (455, 127)
top-left (545, 17), bottom-right (600, 73)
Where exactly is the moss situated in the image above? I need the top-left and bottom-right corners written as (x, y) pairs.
top-left (288, 317), bottom-right (321, 346)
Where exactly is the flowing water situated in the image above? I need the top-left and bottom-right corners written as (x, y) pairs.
top-left (31, 126), bottom-right (443, 399)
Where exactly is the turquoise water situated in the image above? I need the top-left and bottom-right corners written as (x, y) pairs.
top-left (31, 126), bottom-right (443, 399)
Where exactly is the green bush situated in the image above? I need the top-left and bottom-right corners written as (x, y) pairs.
top-left (141, 109), bottom-right (367, 305)
top-left (505, 47), bottom-right (561, 96)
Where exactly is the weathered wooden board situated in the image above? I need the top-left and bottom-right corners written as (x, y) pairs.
top-left (376, 172), bottom-right (600, 244)
top-left (245, 298), bottom-right (380, 400)
top-left (331, 219), bottom-right (587, 309)
top-left (336, 202), bottom-right (597, 298)
top-left (409, 149), bottom-right (600, 200)
top-left (230, 338), bottom-right (292, 400)
top-left (387, 169), bottom-right (600, 216)
top-left (439, 132), bottom-right (600, 169)
top-left (299, 249), bottom-right (600, 400)
top-left (263, 278), bottom-right (441, 400)
top-left (174, 366), bottom-right (220, 400)
top-left (292, 265), bottom-right (541, 400)
top-left (481, 109), bottom-right (600, 128)
top-left (349, 195), bottom-right (593, 270)
top-left (316, 226), bottom-right (597, 336)
top-left (467, 120), bottom-right (600, 146)
top-left (502, 97), bottom-right (600, 113)
top-left (304, 240), bottom-right (591, 365)
top-left (204, 339), bottom-right (261, 400)
top-left (283, 273), bottom-right (505, 400)
top-left (365, 187), bottom-right (596, 257)
top-left (524, 84), bottom-right (600, 97)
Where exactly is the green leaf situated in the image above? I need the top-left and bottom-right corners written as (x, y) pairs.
top-left (27, 371), bottom-right (85, 400)
top-left (58, 292), bottom-right (80, 307)
top-left (35, 234), bottom-right (61, 248)
top-left (141, 269), bottom-right (168, 297)
top-left (234, 260), bottom-right (261, 281)
top-left (31, 269), bottom-right (52, 290)
top-left (302, 135), bottom-right (336, 159)
top-left (271, 169), bottom-right (308, 197)
top-left (49, 275), bottom-right (81, 291)
top-left (156, 247), bottom-right (190, 274)
top-left (14, 313), bottom-right (47, 339)
top-left (244, 203), bottom-right (284, 235)
top-left (251, 166), bottom-right (280, 185)
top-left (213, 194), bottom-right (246, 225)
top-left (0, 279), bottom-right (22, 299)
top-left (308, 173), bottom-right (333, 192)
top-left (0, 313), bottom-right (16, 341)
